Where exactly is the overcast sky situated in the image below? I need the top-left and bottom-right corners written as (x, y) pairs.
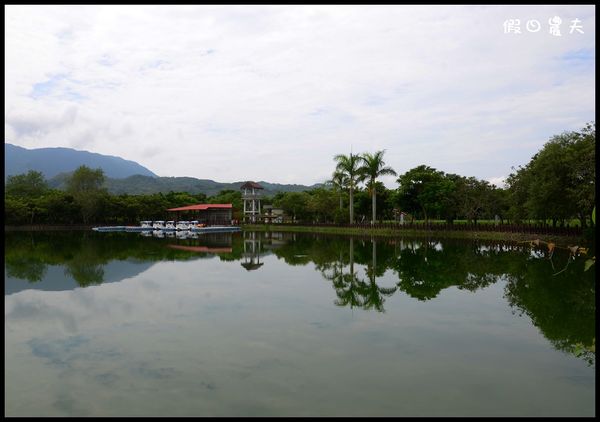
top-left (5, 5), bottom-right (595, 187)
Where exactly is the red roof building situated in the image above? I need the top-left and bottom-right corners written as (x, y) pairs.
top-left (167, 203), bottom-right (233, 226)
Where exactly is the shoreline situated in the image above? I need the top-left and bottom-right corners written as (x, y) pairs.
top-left (4, 224), bottom-right (591, 245)
top-left (241, 224), bottom-right (590, 245)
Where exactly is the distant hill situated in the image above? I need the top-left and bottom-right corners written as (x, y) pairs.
top-left (5, 143), bottom-right (158, 179)
top-left (6, 143), bottom-right (321, 196)
top-left (48, 173), bottom-right (321, 197)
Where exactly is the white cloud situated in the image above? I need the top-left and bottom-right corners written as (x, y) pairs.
top-left (487, 176), bottom-right (507, 189)
top-left (4, 5), bottom-right (595, 186)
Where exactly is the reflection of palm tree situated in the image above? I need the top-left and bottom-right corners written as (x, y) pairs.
top-left (316, 251), bottom-right (345, 284)
top-left (362, 238), bottom-right (397, 312)
top-left (331, 238), bottom-right (366, 309)
top-left (334, 271), bottom-right (367, 308)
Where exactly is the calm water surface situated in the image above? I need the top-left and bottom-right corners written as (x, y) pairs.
top-left (5, 230), bottom-right (595, 416)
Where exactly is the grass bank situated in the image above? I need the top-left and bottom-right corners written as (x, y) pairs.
top-left (242, 224), bottom-right (589, 245)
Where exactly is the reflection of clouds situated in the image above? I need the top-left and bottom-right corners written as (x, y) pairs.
top-left (53, 392), bottom-right (91, 416)
top-left (141, 279), bottom-right (161, 291)
top-left (27, 335), bottom-right (124, 371)
top-left (71, 288), bottom-right (134, 317)
top-left (6, 298), bottom-right (79, 333)
top-left (95, 372), bottom-right (120, 386)
top-left (28, 335), bottom-right (88, 366)
top-left (131, 362), bottom-right (177, 380)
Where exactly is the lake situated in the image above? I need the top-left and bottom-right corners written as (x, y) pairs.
top-left (4, 230), bottom-right (595, 416)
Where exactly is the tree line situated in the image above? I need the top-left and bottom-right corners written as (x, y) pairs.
top-left (4, 122), bottom-right (595, 228)
top-left (271, 122), bottom-right (594, 228)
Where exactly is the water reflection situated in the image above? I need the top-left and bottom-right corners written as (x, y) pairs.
top-left (241, 231), bottom-right (264, 271)
top-left (5, 230), bottom-right (595, 367)
top-left (5, 231), bottom-right (237, 289)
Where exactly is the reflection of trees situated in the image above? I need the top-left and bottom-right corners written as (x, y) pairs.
top-left (503, 255), bottom-right (596, 366)
top-left (5, 230), bottom-right (595, 366)
top-left (361, 239), bottom-right (396, 312)
top-left (63, 240), bottom-right (105, 286)
top-left (4, 231), bottom-right (240, 287)
top-left (276, 233), bottom-right (595, 365)
top-left (332, 238), bottom-right (367, 309)
top-left (392, 240), bottom-right (514, 301)
top-left (5, 256), bottom-right (47, 282)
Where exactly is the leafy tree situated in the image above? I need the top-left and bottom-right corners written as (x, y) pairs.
top-left (506, 122), bottom-right (595, 227)
top-left (358, 150), bottom-right (397, 224)
top-left (487, 186), bottom-right (510, 224)
top-left (5, 170), bottom-right (49, 198)
top-left (66, 166), bottom-right (107, 224)
top-left (396, 165), bottom-right (453, 224)
top-left (439, 173), bottom-right (462, 224)
top-left (457, 177), bottom-right (494, 224)
top-left (5, 170), bottom-right (51, 224)
top-left (210, 189), bottom-right (243, 221)
top-left (306, 187), bottom-right (338, 223)
top-left (505, 164), bottom-right (532, 224)
top-left (165, 191), bottom-right (200, 208)
top-left (274, 191), bottom-right (310, 222)
top-left (4, 196), bottom-right (30, 225)
top-left (35, 190), bottom-right (80, 224)
top-left (565, 122), bottom-right (595, 227)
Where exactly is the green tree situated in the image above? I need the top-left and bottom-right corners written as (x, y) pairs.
top-left (506, 123), bottom-right (595, 227)
top-left (66, 166), bottom-right (107, 224)
top-left (208, 190), bottom-right (242, 212)
top-left (565, 122), bottom-right (595, 227)
top-left (5, 170), bottom-right (50, 224)
top-left (4, 197), bottom-right (30, 225)
top-left (274, 191), bottom-right (310, 222)
top-left (334, 152), bottom-right (365, 224)
top-left (505, 164), bottom-right (532, 224)
top-left (457, 177), bottom-right (494, 224)
top-left (5, 170), bottom-right (49, 198)
top-left (358, 150), bottom-right (397, 224)
top-left (396, 165), bottom-right (453, 225)
top-left (307, 187), bottom-right (338, 223)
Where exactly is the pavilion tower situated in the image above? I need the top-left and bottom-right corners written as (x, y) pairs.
top-left (241, 181), bottom-right (263, 223)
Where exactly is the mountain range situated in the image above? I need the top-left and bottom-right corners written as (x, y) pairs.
top-left (5, 143), bottom-right (158, 179)
top-left (5, 143), bottom-right (320, 196)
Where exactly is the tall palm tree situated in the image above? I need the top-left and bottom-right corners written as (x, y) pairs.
top-left (334, 153), bottom-right (364, 224)
top-left (359, 150), bottom-right (397, 225)
top-left (330, 170), bottom-right (348, 212)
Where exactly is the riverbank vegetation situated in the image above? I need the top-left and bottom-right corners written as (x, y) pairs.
top-left (5, 123), bottom-right (595, 235)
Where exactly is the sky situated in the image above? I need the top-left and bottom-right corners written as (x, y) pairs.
top-left (4, 5), bottom-right (596, 188)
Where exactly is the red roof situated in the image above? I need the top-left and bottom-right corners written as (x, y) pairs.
top-left (240, 181), bottom-right (264, 189)
top-left (168, 245), bottom-right (232, 253)
top-left (167, 203), bottom-right (232, 212)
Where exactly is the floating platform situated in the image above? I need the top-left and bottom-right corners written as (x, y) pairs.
top-left (93, 226), bottom-right (241, 234)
